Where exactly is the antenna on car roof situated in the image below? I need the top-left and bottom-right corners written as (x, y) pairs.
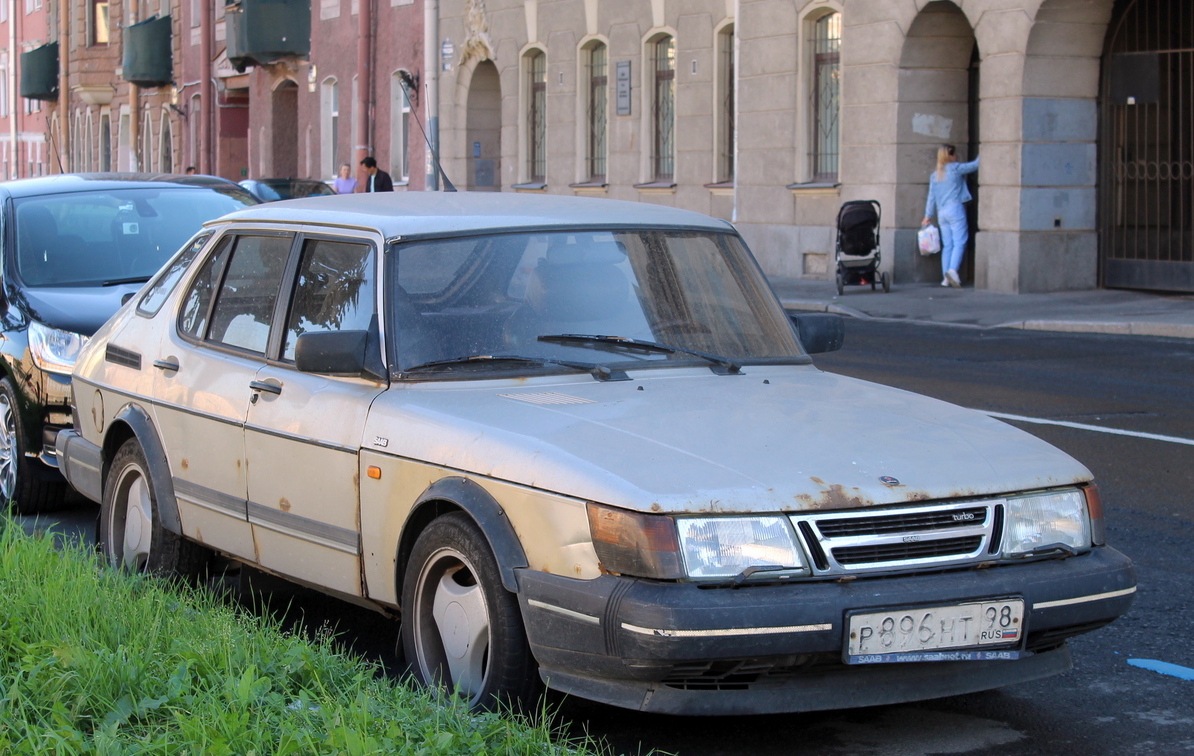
top-left (399, 71), bottom-right (457, 193)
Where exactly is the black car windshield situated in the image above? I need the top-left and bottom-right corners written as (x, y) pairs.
top-left (390, 229), bottom-right (805, 376)
top-left (13, 187), bottom-right (256, 287)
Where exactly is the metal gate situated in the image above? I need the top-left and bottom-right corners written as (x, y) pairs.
top-left (1099, 0), bottom-right (1194, 292)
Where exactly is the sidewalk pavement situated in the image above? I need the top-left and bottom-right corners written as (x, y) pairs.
top-left (770, 276), bottom-right (1194, 340)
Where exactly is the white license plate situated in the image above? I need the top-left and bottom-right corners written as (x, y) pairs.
top-left (846, 598), bottom-right (1024, 663)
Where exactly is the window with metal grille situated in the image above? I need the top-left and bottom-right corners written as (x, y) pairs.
top-left (718, 26), bottom-right (735, 183)
top-left (587, 43), bottom-right (608, 182)
top-left (811, 12), bottom-right (840, 181)
top-left (526, 50), bottom-right (547, 182)
top-left (653, 36), bottom-right (676, 181)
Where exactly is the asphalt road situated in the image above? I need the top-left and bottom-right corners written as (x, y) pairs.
top-left (22, 320), bottom-right (1194, 756)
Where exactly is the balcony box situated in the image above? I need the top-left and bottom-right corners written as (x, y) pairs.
top-left (226, 0), bottom-right (311, 72)
top-left (122, 15), bottom-right (173, 88)
top-left (20, 43), bottom-right (59, 100)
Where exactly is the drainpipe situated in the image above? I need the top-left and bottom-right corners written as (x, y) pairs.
top-left (355, 0), bottom-right (372, 179)
top-left (127, 7), bottom-right (139, 171)
top-left (9, 0), bottom-right (18, 178)
top-left (424, 0), bottom-right (438, 190)
top-left (200, 0), bottom-right (212, 173)
top-left (731, 0), bottom-right (739, 224)
top-left (58, 0), bottom-right (69, 171)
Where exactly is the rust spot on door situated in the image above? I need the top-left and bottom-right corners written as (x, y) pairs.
top-left (279, 498), bottom-right (291, 512)
top-left (180, 458), bottom-right (189, 471)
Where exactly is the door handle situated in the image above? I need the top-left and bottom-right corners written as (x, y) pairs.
top-left (249, 380), bottom-right (283, 403)
top-left (153, 358), bottom-right (179, 372)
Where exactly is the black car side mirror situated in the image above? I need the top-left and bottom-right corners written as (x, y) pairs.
top-left (790, 313), bottom-right (845, 354)
top-left (295, 330), bottom-right (385, 379)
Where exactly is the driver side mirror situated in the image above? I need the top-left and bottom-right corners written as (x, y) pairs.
top-left (789, 313), bottom-right (845, 354)
top-left (294, 330), bottom-right (386, 380)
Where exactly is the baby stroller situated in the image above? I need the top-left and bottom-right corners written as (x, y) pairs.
top-left (834, 199), bottom-right (889, 295)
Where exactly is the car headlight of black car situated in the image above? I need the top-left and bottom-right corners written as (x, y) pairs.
top-left (28, 321), bottom-right (89, 376)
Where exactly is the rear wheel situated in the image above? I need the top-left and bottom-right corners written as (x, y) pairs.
top-left (835, 268), bottom-right (845, 296)
top-left (0, 377), bottom-right (66, 514)
top-left (401, 512), bottom-right (540, 710)
top-left (882, 272), bottom-right (891, 293)
top-left (99, 438), bottom-right (210, 580)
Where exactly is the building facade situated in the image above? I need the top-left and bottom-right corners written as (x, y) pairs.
top-left (3, 0), bottom-right (1190, 294)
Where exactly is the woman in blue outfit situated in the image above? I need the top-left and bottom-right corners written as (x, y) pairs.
top-left (922, 144), bottom-right (980, 288)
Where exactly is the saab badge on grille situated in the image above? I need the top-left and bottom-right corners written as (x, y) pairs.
top-left (879, 476), bottom-right (900, 486)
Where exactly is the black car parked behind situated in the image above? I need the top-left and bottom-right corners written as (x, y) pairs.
top-left (0, 173), bottom-right (257, 512)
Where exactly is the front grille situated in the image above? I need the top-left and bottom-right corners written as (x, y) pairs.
top-left (791, 500), bottom-right (1002, 576)
top-left (833, 536), bottom-right (984, 565)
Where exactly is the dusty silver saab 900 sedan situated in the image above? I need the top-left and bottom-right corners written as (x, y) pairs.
top-left (57, 192), bottom-right (1135, 715)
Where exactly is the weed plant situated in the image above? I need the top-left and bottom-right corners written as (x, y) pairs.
top-left (0, 518), bottom-right (601, 755)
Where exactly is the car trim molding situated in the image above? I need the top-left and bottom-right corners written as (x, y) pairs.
top-left (1032, 586), bottom-right (1137, 610)
top-left (244, 424), bottom-right (358, 454)
top-left (173, 477), bottom-right (249, 520)
top-left (527, 599), bottom-right (602, 625)
top-left (246, 500), bottom-right (360, 553)
top-left (620, 622), bottom-right (834, 638)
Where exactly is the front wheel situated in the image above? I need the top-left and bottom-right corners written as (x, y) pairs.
top-left (99, 438), bottom-right (210, 580)
top-left (401, 512), bottom-right (540, 710)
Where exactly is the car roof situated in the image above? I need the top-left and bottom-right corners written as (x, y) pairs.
top-left (0, 172), bottom-right (245, 199)
top-left (210, 191), bottom-right (736, 238)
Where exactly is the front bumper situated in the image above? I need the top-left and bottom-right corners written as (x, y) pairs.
top-left (517, 546), bottom-right (1135, 714)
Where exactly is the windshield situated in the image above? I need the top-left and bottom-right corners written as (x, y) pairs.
top-left (390, 229), bottom-right (804, 376)
top-left (13, 187), bottom-right (257, 287)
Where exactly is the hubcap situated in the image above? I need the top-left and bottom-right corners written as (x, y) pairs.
top-left (0, 394), bottom-right (17, 503)
top-left (111, 467), bottom-right (153, 570)
top-left (414, 549), bottom-right (491, 700)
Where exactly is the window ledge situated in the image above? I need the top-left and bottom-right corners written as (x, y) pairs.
top-left (513, 181), bottom-right (547, 192)
top-left (704, 181), bottom-right (734, 196)
top-left (634, 181), bottom-right (677, 194)
top-left (569, 181), bottom-right (608, 195)
top-left (787, 181), bottom-right (841, 196)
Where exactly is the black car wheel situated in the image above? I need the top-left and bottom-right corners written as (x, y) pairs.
top-left (99, 438), bottom-right (210, 580)
top-left (0, 377), bottom-right (66, 514)
top-left (401, 512), bottom-right (540, 710)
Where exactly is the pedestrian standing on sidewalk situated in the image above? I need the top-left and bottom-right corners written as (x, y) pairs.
top-left (360, 157), bottom-right (394, 192)
top-left (333, 163), bottom-right (358, 194)
top-left (922, 144), bottom-right (979, 288)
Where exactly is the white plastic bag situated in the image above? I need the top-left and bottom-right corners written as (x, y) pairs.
top-left (918, 224), bottom-right (941, 256)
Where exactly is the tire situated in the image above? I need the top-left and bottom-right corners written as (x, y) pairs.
top-left (401, 512), bottom-right (540, 710)
top-left (835, 269), bottom-right (845, 296)
top-left (882, 272), bottom-right (891, 293)
top-left (98, 438), bottom-right (210, 580)
top-left (0, 376), bottom-right (66, 514)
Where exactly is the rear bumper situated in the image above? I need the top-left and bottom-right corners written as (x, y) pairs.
top-left (516, 546), bottom-right (1135, 714)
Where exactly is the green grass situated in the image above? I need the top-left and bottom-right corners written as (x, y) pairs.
top-left (0, 518), bottom-right (602, 755)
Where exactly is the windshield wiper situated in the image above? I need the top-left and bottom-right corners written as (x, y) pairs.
top-left (101, 276), bottom-right (153, 287)
top-left (402, 354), bottom-right (629, 381)
top-left (537, 334), bottom-right (742, 374)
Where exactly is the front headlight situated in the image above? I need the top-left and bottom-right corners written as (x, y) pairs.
top-left (587, 503), bottom-right (808, 581)
top-left (29, 321), bottom-right (89, 376)
top-left (676, 516), bottom-right (807, 579)
top-left (1001, 489), bottom-right (1091, 557)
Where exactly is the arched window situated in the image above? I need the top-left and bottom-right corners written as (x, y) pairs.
top-left (651, 35), bottom-right (675, 181)
top-left (391, 71), bottom-right (412, 182)
top-left (524, 50), bottom-right (547, 182)
top-left (142, 111), bottom-right (155, 172)
top-left (810, 12), bottom-right (841, 181)
top-left (160, 112), bottom-right (173, 173)
top-left (584, 42), bottom-right (607, 182)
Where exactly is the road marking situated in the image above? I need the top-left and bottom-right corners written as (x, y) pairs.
top-left (985, 411), bottom-right (1194, 447)
top-left (1127, 659), bottom-right (1194, 681)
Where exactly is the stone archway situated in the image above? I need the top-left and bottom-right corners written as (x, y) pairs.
top-left (895, 1), bottom-right (979, 285)
top-left (466, 60), bottom-right (502, 191)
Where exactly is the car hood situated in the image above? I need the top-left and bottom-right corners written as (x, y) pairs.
top-left (17, 284), bottom-right (144, 336)
top-left (366, 365), bottom-right (1091, 514)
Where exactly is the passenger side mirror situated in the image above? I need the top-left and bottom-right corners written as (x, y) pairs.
top-left (790, 313), bottom-right (845, 354)
top-left (295, 330), bottom-right (382, 378)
